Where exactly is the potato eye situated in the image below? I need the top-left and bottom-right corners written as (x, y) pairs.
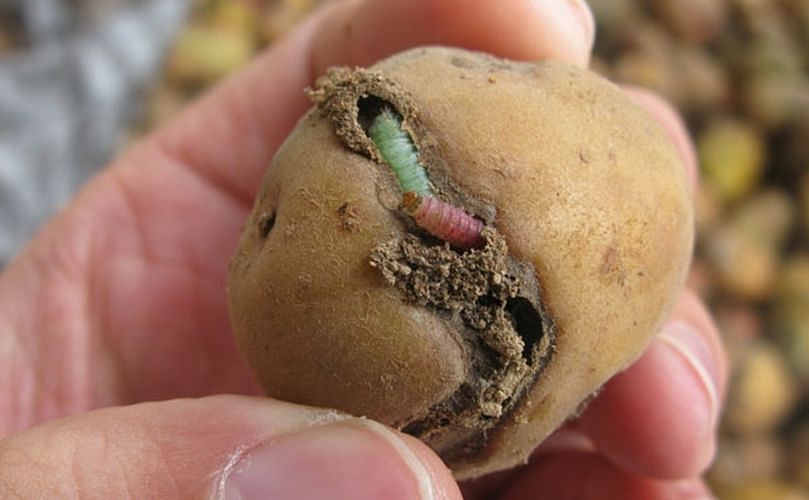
top-left (258, 211), bottom-right (275, 239)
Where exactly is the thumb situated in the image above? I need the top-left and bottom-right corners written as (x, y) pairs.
top-left (0, 395), bottom-right (460, 499)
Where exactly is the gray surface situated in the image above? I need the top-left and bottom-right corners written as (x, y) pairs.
top-left (0, 0), bottom-right (189, 268)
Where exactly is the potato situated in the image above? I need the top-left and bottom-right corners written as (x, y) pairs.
top-left (227, 47), bottom-right (693, 478)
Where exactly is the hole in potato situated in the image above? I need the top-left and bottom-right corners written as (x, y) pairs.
top-left (357, 95), bottom-right (396, 132)
top-left (258, 211), bottom-right (276, 239)
top-left (505, 297), bottom-right (544, 363)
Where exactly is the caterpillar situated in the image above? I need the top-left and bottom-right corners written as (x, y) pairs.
top-left (368, 110), bottom-right (433, 196)
top-left (402, 192), bottom-right (484, 249)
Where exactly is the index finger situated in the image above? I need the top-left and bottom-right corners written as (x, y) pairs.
top-left (153, 0), bottom-right (596, 204)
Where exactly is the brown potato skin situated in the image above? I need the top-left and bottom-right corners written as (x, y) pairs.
top-left (228, 47), bottom-right (694, 478)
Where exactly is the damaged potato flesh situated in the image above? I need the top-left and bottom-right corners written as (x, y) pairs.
top-left (228, 47), bottom-right (694, 478)
top-left (371, 229), bottom-right (554, 464)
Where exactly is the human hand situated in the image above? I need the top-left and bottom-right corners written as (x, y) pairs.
top-left (0, 0), bottom-right (726, 498)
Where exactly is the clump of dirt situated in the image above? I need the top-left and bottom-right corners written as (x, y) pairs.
top-left (307, 67), bottom-right (417, 163)
top-left (371, 227), bottom-right (555, 459)
top-left (372, 228), bottom-right (526, 361)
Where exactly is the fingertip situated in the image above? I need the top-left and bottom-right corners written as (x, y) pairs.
top-left (580, 342), bottom-right (717, 479)
top-left (562, 0), bottom-right (597, 58)
top-left (222, 417), bottom-right (461, 500)
top-left (500, 453), bottom-right (715, 500)
top-left (311, 0), bottom-right (595, 72)
top-left (578, 290), bottom-right (727, 480)
top-left (671, 289), bottom-right (728, 400)
top-left (623, 86), bottom-right (699, 193)
top-left (365, 421), bottom-right (464, 500)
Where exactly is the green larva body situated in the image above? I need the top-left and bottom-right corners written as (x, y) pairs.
top-left (368, 110), bottom-right (433, 196)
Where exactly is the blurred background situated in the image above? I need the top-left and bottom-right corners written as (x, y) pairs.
top-left (1, 0), bottom-right (808, 498)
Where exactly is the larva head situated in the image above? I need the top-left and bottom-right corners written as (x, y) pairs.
top-left (228, 47), bottom-right (693, 478)
top-left (401, 191), bottom-right (422, 213)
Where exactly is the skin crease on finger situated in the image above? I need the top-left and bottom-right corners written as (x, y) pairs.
top-left (0, 0), bottom-right (724, 497)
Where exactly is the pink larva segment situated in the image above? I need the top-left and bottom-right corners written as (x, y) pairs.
top-left (402, 192), bottom-right (484, 248)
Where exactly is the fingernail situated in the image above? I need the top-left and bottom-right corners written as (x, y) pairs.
top-left (222, 419), bottom-right (435, 500)
top-left (659, 320), bottom-right (720, 428)
top-left (563, 0), bottom-right (596, 45)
